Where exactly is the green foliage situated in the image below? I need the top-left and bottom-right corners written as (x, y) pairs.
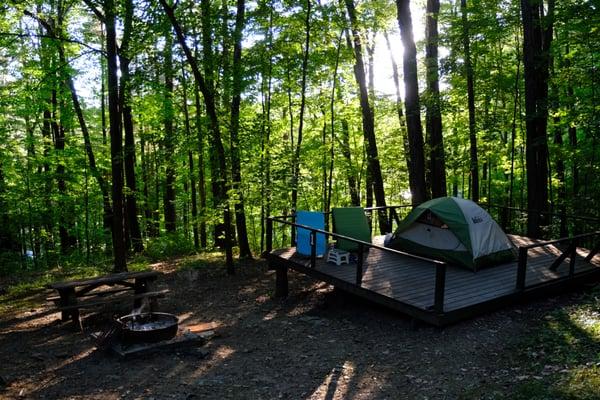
top-left (0, 0), bottom-right (598, 266)
top-left (144, 232), bottom-right (196, 260)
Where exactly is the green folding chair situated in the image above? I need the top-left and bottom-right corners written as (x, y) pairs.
top-left (331, 207), bottom-right (372, 252)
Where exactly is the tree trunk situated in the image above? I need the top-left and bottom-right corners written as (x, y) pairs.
top-left (461, 0), bottom-right (479, 202)
top-left (230, 0), bottom-right (252, 258)
top-left (340, 117), bottom-right (360, 206)
top-left (521, 0), bottom-right (554, 237)
top-left (53, 88), bottom-right (77, 254)
top-left (199, 0), bottom-right (228, 249)
top-left (194, 80), bottom-right (208, 248)
top-left (260, 5), bottom-right (274, 254)
top-left (396, 0), bottom-right (428, 206)
top-left (105, 0), bottom-right (127, 272)
top-left (163, 29), bottom-right (177, 233)
top-left (290, 0), bottom-right (312, 244)
top-left (565, 44), bottom-right (579, 206)
top-left (140, 132), bottom-right (154, 237)
top-left (181, 65), bottom-right (199, 249)
top-left (31, 10), bottom-right (113, 255)
top-left (120, 0), bottom-right (143, 251)
top-left (384, 32), bottom-right (410, 177)
top-left (425, 0), bottom-right (447, 198)
top-left (161, 0), bottom-right (234, 272)
top-left (508, 36), bottom-right (521, 212)
top-left (326, 31), bottom-right (343, 222)
top-left (345, 0), bottom-right (389, 233)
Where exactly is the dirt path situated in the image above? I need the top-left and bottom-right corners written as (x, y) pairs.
top-left (0, 260), bottom-right (578, 399)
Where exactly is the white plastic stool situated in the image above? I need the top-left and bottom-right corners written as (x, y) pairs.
top-left (327, 248), bottom-right (350, 266)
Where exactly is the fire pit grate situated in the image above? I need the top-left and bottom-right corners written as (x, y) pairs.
top-left (118, 312), bottom-right (179, 343)
top-left (91, 316), bottom-right (218, 358)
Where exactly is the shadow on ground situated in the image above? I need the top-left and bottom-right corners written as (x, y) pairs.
top-left (0, 259), bottom-right (590, 399)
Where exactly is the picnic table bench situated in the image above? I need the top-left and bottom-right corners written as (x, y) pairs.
top-left (47, 270), bottom-right (167, 329)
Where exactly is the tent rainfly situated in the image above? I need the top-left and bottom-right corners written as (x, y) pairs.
top-left (385, 197), bottom-right (516, 271)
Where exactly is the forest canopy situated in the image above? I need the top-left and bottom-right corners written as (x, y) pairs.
top-left (0, 0), bottom-right (598, 272)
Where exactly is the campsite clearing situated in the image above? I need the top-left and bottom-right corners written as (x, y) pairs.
top-left (1, 257), bottom-right (600, 399)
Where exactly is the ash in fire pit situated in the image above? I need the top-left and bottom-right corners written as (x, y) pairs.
top-left (118, 312), bottom-right (179, 343)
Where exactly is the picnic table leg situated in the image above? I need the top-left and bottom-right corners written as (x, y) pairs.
top-left (60, 288), bottom-right (83, 331)
top-left (58, 288), bottom-right (76, 322)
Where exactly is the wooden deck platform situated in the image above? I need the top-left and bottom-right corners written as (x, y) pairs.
top-left (268, 235), bottom-right (600, 326)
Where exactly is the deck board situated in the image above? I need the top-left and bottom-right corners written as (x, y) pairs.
top-left (270, 234), bottom-right (600, 325)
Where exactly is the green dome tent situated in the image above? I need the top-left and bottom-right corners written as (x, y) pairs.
top-left (386, 197), bottom-right (516, 271)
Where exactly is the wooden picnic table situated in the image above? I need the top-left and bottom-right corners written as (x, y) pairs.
top-left (47, 270), bottom-right (164, 329)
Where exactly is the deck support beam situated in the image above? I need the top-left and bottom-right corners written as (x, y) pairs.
top-left (356, 244), bottom-right (364, 286)
top-left (569, 238), bottom-right (577, 277)
top-left (433, 264), bottom-right (446, 313)
top-left (516, 247), bottom-right (528, 291)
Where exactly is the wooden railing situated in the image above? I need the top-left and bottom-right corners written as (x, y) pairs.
top-left (267, 204), bottom-right (600, 313)
top-left (268, 205), bottom-right (412, 251)
top-left (515, 230), bottom-right (600, 291)
top-left (267, 207), bottom-right (447, 313)
top-left (481, 203), bottom-right (600, 243)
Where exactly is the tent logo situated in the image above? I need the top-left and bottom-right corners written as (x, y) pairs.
top-left (471, 216), bottom-right (483, 224)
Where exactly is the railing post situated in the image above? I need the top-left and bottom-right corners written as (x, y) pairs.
top-left (434, 263), bottom-right (446, 313)
top-left (310, 231), bottom-right (316, 269)
top-left (569, 237), bottom-right (577, 278)
top-left (356, 244), bottom-right (364, 286)
top-left (516, 247), bottom-right (528, 291)
top-left (266, 217), bottom-right (273, 254)
top-left (290, 212), bottom-right (296, 247)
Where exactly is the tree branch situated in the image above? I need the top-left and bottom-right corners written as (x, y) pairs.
top-left (80, 0), bottom-right (105, 22)
top-left (0, 32), bottom-right (105, 56)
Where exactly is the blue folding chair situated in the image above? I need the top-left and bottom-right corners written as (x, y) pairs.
top-left (295, 211), bottom-right (326, 257)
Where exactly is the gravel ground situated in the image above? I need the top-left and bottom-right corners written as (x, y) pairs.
top-left (0, 259), bottom-right (581, 399)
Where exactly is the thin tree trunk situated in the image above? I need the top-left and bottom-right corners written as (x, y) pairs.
top-left (181, 65), bottom-right (199, 249)
top-left (161, 0), bottom-right (234, 272)
top-left (120, 0), bottom-right (143, 251)
top-left (198, 0), bottom-right (229, 250)
top-left (260, 5), bottom-right (274, 254)
top-left (521, 0), bottom-right (554, 237)
top-left (45, 3), bottom-right (77, 254)
top-left (346, 0), bottom-right (389, 232)
top-left (230, 0), bottom-right (252, 258)
top-left (163, 29), bottom-right (177, 233)
top-left (101, 26), bottom-right (107, 146)
top-left (152, 140), bottom-right (161, 236)
top-left (105, 0), bottom-right (127, 271)
top-left (461, 0), bottom-right (479, 202)
top-left (551, 88), bottom-right (567, 237)
top-left (425, 0), bottom-right (447, 198)
top-left (565, 44), bottom-right (579, 207)
top-left (140, 132), bottom-right (154, 237)
top-left (384, 32), bottom-right (410, 176)
top-left (290, 0), bottom-right (312, 245)
top-left (326, 31), bottom-right (343, 222)
top-left (30, 10), bottom-right (114, 255)
top-left (508, 36), bottom-right (521, 211)
top-left (53, 89), bottom-right (77, 253)
top-left (396, 0), bottom-right (428, 206)
top-left (340, 117), bottom-right (360, 206)
top-left (194, 80), bottom-right (208, 248)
